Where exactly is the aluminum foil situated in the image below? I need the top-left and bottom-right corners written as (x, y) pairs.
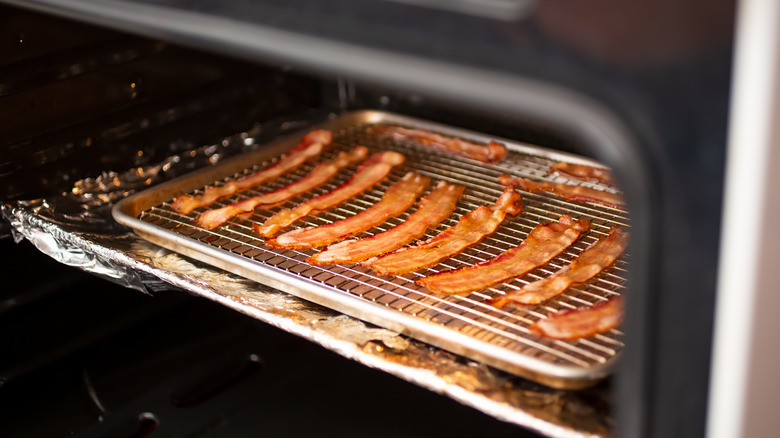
top-left (1, 123), bottom-right (612, 438)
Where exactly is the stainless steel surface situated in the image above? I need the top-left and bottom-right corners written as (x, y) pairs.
top-left (113, 110), bottom-right (629, 389)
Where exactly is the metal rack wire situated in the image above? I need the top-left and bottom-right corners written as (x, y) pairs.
top-left (133, 114), bottom-right (629, 386)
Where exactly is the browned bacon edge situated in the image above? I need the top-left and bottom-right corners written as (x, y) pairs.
top-left (171, 129), bottom-right (332, 215)
top-left (265, 172), bottom-right (430, 250)
top-left (307, 181), bottom-right (465, 265)
top-left (361, 186), bottom-right (523, 276)
top-left (417, 215), bottom-right (589, 295)
top-left (549, 162), bottom-right (616, 186)
top-left (491, 226), bottom-right (628, 307)
top-left (195, 147), bottom-right (368, 230)
top-left (530, 296), bottom-right (624, 340)
top-left (499, 174), bottom-right (624, 208)
top-left (373, 125), bottom-right (507, 164)
top-left (253, 150), bottom-right (405, 238)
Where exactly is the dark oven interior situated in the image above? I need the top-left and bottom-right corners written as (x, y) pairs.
top-left (0, 6), bottom-right (567, 437)
top-left (0, 2), bottom-right (735, 437)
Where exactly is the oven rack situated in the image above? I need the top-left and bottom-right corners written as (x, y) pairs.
top-left (113, 110), bottom-right (629, 388)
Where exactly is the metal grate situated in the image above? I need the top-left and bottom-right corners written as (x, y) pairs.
top-left (137, 117), bottom-right (629, 381)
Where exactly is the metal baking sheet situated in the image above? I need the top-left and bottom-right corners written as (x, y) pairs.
top-left (112, 110), bottom-right (629, 389)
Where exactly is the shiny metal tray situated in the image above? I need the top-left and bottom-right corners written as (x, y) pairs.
top-left (112, 110), bottom-right (629, 389)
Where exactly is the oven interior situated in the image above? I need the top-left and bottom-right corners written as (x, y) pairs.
top-left (0, 6), bottom-right (617, 436)
top-left (0, 2), bottom-right (735, 437)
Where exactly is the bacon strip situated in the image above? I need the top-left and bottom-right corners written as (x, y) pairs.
top-left (499, 174), bottom-right (624, 208)
top-left (362, 186), bottom-right (523, 276)
top-left (373, 125), bottom-right (507, 164)
top-left (253, 151), bottom-right (405, 238)
top-left (491, 227), bottom-right (628, 307)
top-left (265, 172), bottom-right (430, 250)
top-left (550, 162), bottom-right (615, 186)
top-left (195, 147), bottom-right (368, 230)
top-left (530, 297), bottom-right (623, 340)
top-left (308, 181), bottom-right (465, 265)
top-left (171, 129), bottom-right (332, 214)
top-left (417, 215), bottom-right (589, 295)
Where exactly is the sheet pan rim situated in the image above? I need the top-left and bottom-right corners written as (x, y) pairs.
top-left (112, 109), bottom-right (624, 389)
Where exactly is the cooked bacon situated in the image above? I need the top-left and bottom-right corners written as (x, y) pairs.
top-left (491, 227), bottom-right (628, 307)
top-left (171, 129), bottom-right (332, 214)
top-left (308, 181), bottom-right (465, 265)
top-left (417, 215), bottom-right (589, 294)
top-left (195, 147), bottom-right (368, 230)
top-left (499, 174), bottom-right (624, 208)
top-left (490, 226), bottom-right (628, 308)
top-left (373, 125), bottom-right (507, 164)
top-left (265, 172), bottom-right (430, 250)
top-left (362, 186), bottom-right (523, 276)
top-left (550, 162), bottom-right (615, 186)
top-left (253, 151), bottom-right (405, 238)
top-left (530, 297), bottom-right (623, 340)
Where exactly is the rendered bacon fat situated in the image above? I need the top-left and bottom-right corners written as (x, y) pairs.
top-left (499, 174), bottom-right (624, 208)
top-left (530, 297), bottom-right (624, 340)
top-left (196, 147), bottom-right (368, 230)
top-left (373, 125), bottom-right (507, 164)
top-left (172, 130), bottom-right (332, 214)
top-left (550, 162), bottom-right (615, 186)
top-left (491, 226), bottom-right (628, 307)
top-left (418, 215), bottom-right (590, 295)
top-left (308, 181), bottom-right (465, 265)
top-left (362, 186), bottom-right (523, 276)
top-left (265, 172), bottom-right (430, 250)
top-left (253, 151), bottom-right (405, 237)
